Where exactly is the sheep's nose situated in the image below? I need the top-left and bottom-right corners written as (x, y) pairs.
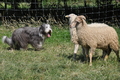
top-left (65, 15), bottom-right (69, 17)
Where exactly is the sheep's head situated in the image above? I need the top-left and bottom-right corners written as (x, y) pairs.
top-left (65, 13), bottom-right (77, 18)
top-left (71, 15), bottom-right (87, 28)
top-left (65, 13), bottom-right (77, 24)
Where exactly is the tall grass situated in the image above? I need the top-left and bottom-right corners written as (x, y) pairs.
top-left (0, 24), bottom-right (120, 80)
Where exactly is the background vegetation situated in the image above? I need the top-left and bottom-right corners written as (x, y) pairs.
top-left (0, 0), bottom-right (120, 8)
top-left (0, 0), bottom-right (120, 27)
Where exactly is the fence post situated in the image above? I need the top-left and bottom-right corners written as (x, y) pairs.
top-left (39, 0), bottom-right (42, 8)
top-left (30, 0), bottom-right (38, 9)
top-left (84, 0), bottom-right (87, 7)
top-left (64, 0), bottom-right (68, 15)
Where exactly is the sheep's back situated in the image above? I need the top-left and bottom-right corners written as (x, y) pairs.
top-left (87, 23), bottom-right (109, 27)
top-left (77, 26), bottom-right (119, 49)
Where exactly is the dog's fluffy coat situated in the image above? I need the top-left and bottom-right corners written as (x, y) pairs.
top-left (2, 23), bottom-right (52, 50)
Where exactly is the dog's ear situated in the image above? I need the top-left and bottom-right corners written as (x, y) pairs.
top-left (39, 24), bottom-right (44, 32)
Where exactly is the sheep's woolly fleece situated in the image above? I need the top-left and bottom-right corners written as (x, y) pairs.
top-left (70, 27), bottom-right (79, 44)
top-left (65, 13), bottom-right (78, 44)
top-left (72, 15), bottom-right (119, 65)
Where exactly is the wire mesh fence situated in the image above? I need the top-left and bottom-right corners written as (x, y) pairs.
top-left (0, 0), bottom-right (120, 27)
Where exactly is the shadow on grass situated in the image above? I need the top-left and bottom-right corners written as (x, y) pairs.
top-left (4, 47), bottom-right (45, 51)
top-left (58, 53), bottom-right (103, 63)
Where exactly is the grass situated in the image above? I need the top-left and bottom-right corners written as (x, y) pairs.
top-left (0, 25), bottom-right (120, 80)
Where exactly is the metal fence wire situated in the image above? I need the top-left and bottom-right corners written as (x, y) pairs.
top-left (0, 0), bottom-right (120, 26)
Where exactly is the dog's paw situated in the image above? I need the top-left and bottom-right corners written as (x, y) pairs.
top-left (7, 47), bottom-right (13, 50)
top-left (35, 47), bottom-right (44, 51)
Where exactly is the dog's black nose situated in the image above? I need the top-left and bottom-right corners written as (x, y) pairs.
top-left (49, 30), bottom-right (52, 33)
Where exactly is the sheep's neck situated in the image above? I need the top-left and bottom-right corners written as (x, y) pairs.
top-left (76, 23), bottom-right (87, 30)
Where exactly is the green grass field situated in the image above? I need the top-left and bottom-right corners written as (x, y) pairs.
top-left (0, 25), bottom-right (120, 80)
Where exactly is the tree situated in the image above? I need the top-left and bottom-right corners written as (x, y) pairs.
top-left (96, 0), bottom-right (113, 6)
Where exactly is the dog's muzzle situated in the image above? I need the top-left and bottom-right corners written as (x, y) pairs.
top-left (47, 30), bottom-right (52, 37)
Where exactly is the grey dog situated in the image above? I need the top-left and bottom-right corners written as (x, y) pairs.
top-left (2, 23), bottom-right (52, 50)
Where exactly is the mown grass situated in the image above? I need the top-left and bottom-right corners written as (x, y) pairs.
top-left (0, 25), bottom-right (120, 80)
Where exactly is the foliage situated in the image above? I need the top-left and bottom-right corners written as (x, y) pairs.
top-left (96, 0), bottom-right (113, 6)
top-left (0, 2), bottom-right (11, 8)
top-left (0, 0), bottom-right (119, 9)
top-left (18, 2), bottom-right (30, 9)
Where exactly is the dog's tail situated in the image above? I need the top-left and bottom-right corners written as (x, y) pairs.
top-left (2, 36), bottom-right (13, 46)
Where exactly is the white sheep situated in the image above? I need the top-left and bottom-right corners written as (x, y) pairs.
top-left (65, 13), bottom-right (79, 60)
top-left (71, 15), bottom-right (119, 66)
top-left (65, 13), bottom-right (108, 61)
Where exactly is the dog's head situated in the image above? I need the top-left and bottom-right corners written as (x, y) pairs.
top-left (39, 24), bottom-right (52, 38)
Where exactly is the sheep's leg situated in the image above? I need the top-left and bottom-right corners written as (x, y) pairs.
top-left (73, 44), bottom-right (79, 61)
top-left (102, 50), bottom-right (108, 61)
top-left (89, 48), bottom-right (96, 66)
top-left (110, 44), bottom-right (120, 61)
top-left (114, 50), bottom-right (120, 61)
top-left (102, 50), bottom-right (107, 59)
top-left (83, 47), bottom-right (89, 63)
top-left (113, 48), bottom-right (119, 61)
top-left (104, 48), bottom-right (112, 61)
top-left (81, 46), bottom-right (85, 55)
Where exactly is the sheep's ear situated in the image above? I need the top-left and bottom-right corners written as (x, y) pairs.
top-left (79, 15), bottom-right (86, 20)
top-left (75, 15), bottom-right (86, 23)
top-left (75, 16), bottom-right (82, 23)
top-left (75, 15), bottom-right (87, 27)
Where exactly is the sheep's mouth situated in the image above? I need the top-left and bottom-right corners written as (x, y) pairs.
top-left (47, 30), bottom-right (52, 37)
top-left (65, 15), bottom-right (69, 18)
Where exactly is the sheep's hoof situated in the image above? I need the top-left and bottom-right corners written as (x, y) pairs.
top-left (89, 63), bottom-right (92, 66)
top-left (73, 54), bottom-right (76, 61)
top-left (118, 58), bottom-right (120, 62)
